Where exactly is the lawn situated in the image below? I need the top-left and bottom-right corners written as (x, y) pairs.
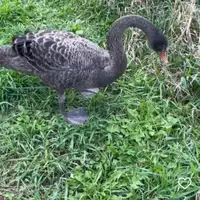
top-left (0, 0), bottom-right (200, 199)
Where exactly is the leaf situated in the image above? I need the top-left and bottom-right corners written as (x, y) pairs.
top-left (167, 115), bottom-right (179, 125)
top-left (127, 108), bottom-right (138, 117)
top-left (107, 124), bottom-right (120, 133)
top-left (18, 105), bottom-right (25, 112)
top-left (180, 76), bottom-right (188, 90)
top-left (75, 30), bottom-right (84, 35)
top-left (130, 177), bottom-right (143, 189)
top-left (149, 131), bottom-right (155, 136)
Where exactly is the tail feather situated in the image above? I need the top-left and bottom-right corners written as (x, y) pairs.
top-left (12, 35), bottom-right (33, 56)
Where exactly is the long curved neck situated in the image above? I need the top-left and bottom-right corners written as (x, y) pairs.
top-left (106, 15), bottom-right (157, 79)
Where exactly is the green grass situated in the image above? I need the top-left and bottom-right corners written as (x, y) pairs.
top-left (0, 0), bottom-right (200, 199)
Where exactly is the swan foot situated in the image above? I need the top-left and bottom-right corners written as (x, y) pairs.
top-left (64, 107), bottom-right (88, 125)
top-left (80, 88), bottom-right (99, 98)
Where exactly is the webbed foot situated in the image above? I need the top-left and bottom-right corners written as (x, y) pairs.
top-left (64, 107), bottom-right (88, 125)
top-left (80, 88), bottom-right (99, 98)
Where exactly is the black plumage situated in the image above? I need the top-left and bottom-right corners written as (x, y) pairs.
top-left (0, 15), bottom-right (168, 124)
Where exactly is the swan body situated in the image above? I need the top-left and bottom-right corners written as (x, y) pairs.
top-left (0, 15), bottom-right (168, 124)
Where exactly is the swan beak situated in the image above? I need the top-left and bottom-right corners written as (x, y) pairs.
top-left (160, 51), bottom-right (168, 65)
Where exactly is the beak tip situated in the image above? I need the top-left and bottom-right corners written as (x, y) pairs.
top-left (162, 59), bottom-right (168, 65)
top-left (160, 51), bottom-right (168, 65)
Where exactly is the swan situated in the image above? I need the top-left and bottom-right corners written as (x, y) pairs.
top-left (0, 15), bottom-right (168, 125)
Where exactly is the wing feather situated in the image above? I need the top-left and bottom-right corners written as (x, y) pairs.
top-left (12, 30), bottom-right (110, 73)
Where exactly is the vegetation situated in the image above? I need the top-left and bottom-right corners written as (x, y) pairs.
top-left (0, 0), bottom-right (200, 199)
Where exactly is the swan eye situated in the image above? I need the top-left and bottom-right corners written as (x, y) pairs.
top-left (150, 36), bottom-right (168, 52)
top-left (153, 43), bottom-right (167, 52)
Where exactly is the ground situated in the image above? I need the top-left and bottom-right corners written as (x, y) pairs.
top-left (0, 0), bottom-right (200, 199)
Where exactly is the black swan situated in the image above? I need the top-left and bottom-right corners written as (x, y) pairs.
top-left (0, 15), bottom-right (168, 125)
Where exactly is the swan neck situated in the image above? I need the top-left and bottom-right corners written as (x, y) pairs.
top-left (106, 15), bottom-right (157, 78)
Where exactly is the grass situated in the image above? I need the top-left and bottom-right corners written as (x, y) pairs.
top-left (0, 0), bottom-right (200, 199)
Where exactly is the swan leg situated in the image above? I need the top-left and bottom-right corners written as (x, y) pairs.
top-left (58, 93), bottom-right (88, 125)
top-left (58, 93), bottom-right (66, 116)
top-left (80, 88), bottom-right (99, 98)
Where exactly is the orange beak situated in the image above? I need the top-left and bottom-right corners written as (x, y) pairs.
top-left (160, 51), bottom-right (168, 65)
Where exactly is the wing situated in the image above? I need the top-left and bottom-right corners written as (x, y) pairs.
top-left (12, 30), bottom-right (110, 73)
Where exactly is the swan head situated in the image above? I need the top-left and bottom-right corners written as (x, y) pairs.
top-left (148, 31), bottom-right (168, 65)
